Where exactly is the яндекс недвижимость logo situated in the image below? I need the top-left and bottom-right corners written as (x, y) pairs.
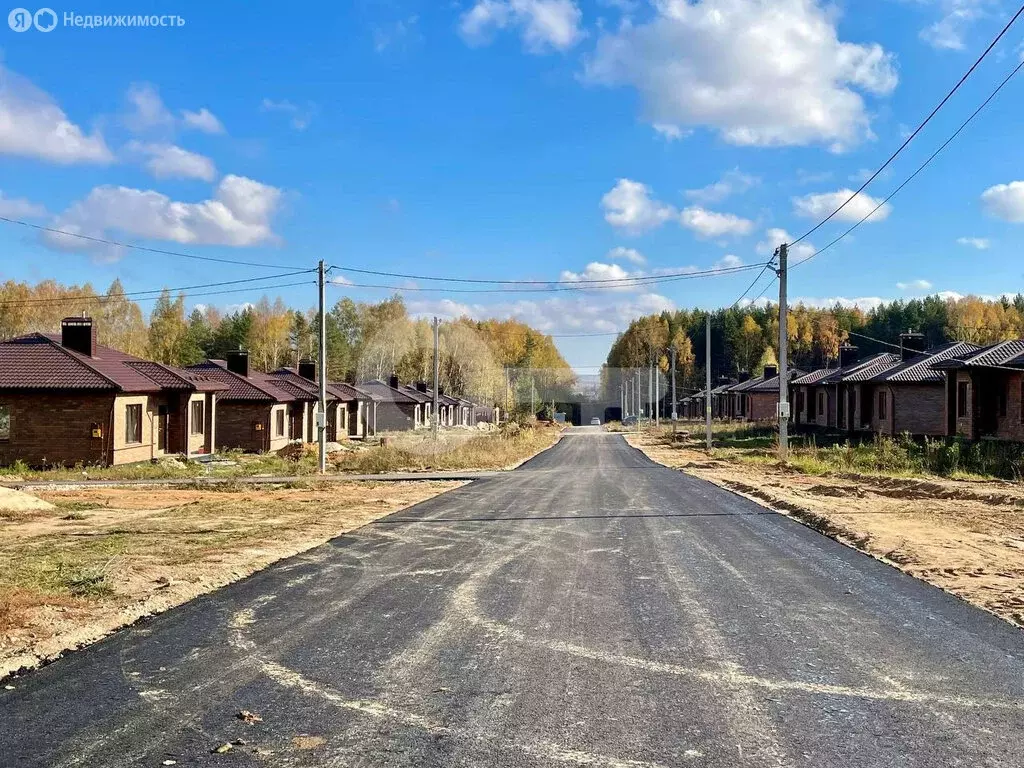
top-left (8, 7), bottom-right (56, 31)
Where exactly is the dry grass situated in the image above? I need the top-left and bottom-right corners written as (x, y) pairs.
top-left (0, 481), bottom-right (460, 679)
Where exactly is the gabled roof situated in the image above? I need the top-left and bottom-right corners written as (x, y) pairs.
top-left (792, 367), bottom-right (839, 386)
top-left (187, 360), bottom-right (308, 402)
top-left (358, 380), bottom-right (422, 404)
top-left (728, 375), bottom-right (766, 393)
top-left (0, 333), bottom-right (226, 393)
top-left (931, 339), bottom-right (1024, 371)
top-left (747, 369), bottom-right (807, 392)
top-left (396, 384), bottom-right (433, 404)
top-left (833, 353), bottom-right (903, 383)
top-left (871, 342), bottom-right (980, 384)
top-left (272, 368), bottom-right (375, 402)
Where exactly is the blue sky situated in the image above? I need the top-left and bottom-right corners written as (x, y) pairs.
top-left (1, 0), bottom-right (1023, 371)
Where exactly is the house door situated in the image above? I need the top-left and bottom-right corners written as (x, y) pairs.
top-left (157, 405), bottom-right (169, 452)
top-left (978, 375), bottom-right (1001, 436)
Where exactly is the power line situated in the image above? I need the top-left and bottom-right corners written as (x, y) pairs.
top-left (793, 56), bottom-right (1024, 269)
top-left (789, 2), bottom-right (1024, 247)
top-left (0, 270), bottom-right (317, 306)
top-left (0, 215), bottom-right (305, 270)
top-left (4, 280), bottom-right (315, 307)
top-left (847, 331), bottom-right (906, 351)
top-left (329, 263), bottom-right (766, 294)
top-left (329, 262), bottom-right (770, 288)
top-left (732, 260), bottom-right (776, 307)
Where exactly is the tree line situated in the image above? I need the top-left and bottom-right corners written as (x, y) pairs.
top-left (0, 279), bottom-right (575, 406)
top-left (602, 293), bottom-right (1024, 398)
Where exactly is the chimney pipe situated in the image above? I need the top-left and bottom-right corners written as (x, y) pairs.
top-left (227, 350), bottom-right (250, 378)
top-left (738, 371), bottom-right (751, 383)
top-left (416, 381), bottom-right (428, 393)
top-left (899, 331), bottom-right (927, 362)
top-left (839, 344), bottom-right (860, 368)
top-left (763, 364), bottom-right (779, 379)
top-left (389, 374), bottom-right (400, 390)
top-left (61, 317), bottom-right (96, 357)
top-left (298, 359), bottom-right (317, 382)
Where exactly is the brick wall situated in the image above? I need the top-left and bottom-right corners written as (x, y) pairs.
top-left (748, 391), bottom-right (778, 422)
top-left (216, 401), bottom-right (273, 452)
top-left (873, 383), bottom-right (946, 437)
top-left (376, 401), bottom-right (418, 432)
top-left (0, 391), bottom-right (113, 467)
top-left (996, 372), bottom-right (1024, 441)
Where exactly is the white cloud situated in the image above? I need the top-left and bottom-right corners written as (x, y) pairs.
top-left (408, 291), bottom-right (675, 336)
top-left (127, 141), bottom-right (217, 182)
top-left (956, 236), bottom-right (990, 249)
top-left (790, 296), bottom-right (888, 311)
top-left (607, 246), bottom-right (645, 265)
top-left (679, 206), bottom-right (754, 238)
top-left (0, 191), bottom-right (46, 218)
top-left (716, 254), bottom-right (743, 269)
top-left (896, 279), bottom-right (933, 291)
top-left (459, 0), bottom-right (584, 53)
top-left (793, 188), bottom-right (892, 223)
top-left (756, 228), bottom-right (816, 262)
top-left (330, 275), bottom-right (354, 286)
top-left (920, 1), bottom-right (988, 51)
top-left (181, 107), bottom-right (225, 135)
top-left (652, 123), bottom-right (689, 141)
top-left (685, 169), bottom-right (758, 204)
top-left (981, 181), bottom-right (1024, 222)
top-left (584, 0), bottom-right (897, 149)
top-left (260, 99), bottom-right (317, 131)
top-left (559, 261), bottom-right (637, 291)
top-left (601, 178), bottom-right (676, 233)
top-left (43, 175), bottom-right (283, 259)
top-left (0, 65), bottom-right (113, 164)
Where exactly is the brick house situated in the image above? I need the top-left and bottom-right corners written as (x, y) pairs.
top-left (356, 377), bottom-right (426, 432)
top-left (866, 340), bottom-right (980, 437)
top-left (187, 352), bottom-right (317, 452)
top-left (725, 371), bottom-right (763, 420)
top-left (271, 362), bottom-right (378, 440)
top-left (791, 346), bottom-right (902, 431)
top-left (0, 317), bottom-right (224, 467)
top-left (742, 365), bottom-right (807, 422)
top-left (932, 340), bottom-right (1024, 442)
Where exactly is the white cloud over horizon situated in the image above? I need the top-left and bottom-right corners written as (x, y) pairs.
top-left (896, 279), bottom-right (933, 291)
top-left (584, 0), bottom-right (898, 149)
top-left (793, 188), bottom-right (892, 223)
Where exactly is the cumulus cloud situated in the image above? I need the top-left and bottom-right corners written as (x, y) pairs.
top-left (957, 236), bottom-right (990, 249)
top-left (459, 0), bottom-right (584, 53)
top-left (0, 65), bottom-right (113, 164)
top-left (981, 181), bottom-right (1024, 222)
top-left (559, 261), bottom-right (637, 291)
top-left (42, 175), bottom-right (283, 259)
top-left (679, 206), bottom-right (754, 238)
top-left (601, 178), bottom-right (676, 233)
top-left (793, 188), bottom-right (892, 223)
top-left (716, 254), bottom-right (743, 269)
top-left (601, 178), bottom-right (752, 237)
top-left (685, 169), bottom-right (759, 204)
top-left (126, 141), bottom-right (217, 182)
top-left (124, 83), bottom-right (226, 136)
top-left (607, 246), bottom-right (646, 264)
top-left (260, 98), bottom-right (317, 131)
top-left (583, 0), bottom-right (898, 150)
top-left (0, 191), bottom-right (46, 219)
top-left (181, 107), bottom-right (225, 134)
top-left (896, 279), bottom-right (933, 291)
top-left (756, 228), bottom-right (816, 262)
top-left (920, 1), bottom-right (989, 51)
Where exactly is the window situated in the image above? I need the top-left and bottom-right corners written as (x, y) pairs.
top-left (999, 382), bottom-right (1008, 418)
top-left (190, 400), bottom-right (205, 435)
top-left (796, 391), bottom-right (804, 415)
top-left (275, 408), bottom-right (286, 437)
top-left (957, 381), bottom-right (969, 419)
top-left (0, 404), bottom-right (10, 441)
top-left (125, 404), bottom-right (142, 444)
top-left (817, 391), bottom-right (825, 417)
top-left (878, 391), bottom-right (888, 421)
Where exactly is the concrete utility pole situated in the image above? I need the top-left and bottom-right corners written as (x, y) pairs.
top-left (777, 243), bottom-right (790, 460)
top-left (432, 316), bottom-right (440, 443)
top-left (705, 314), bottom-right (712, 452)
top-left (654, 358), bottom-right (660, 427)
top-left (317, 260), bottom-right (327, 474)
top-left (635, 369), bottom-right (641, 432)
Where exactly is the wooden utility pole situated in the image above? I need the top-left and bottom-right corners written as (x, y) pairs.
top-left (705, 314), bottom-right (712, 451)
top-left (777, 243), bottom-right (790, 459)
top-left (432, 316), bottom-right (439, 442)
top-left (317, 260), bottom-right (327, 474)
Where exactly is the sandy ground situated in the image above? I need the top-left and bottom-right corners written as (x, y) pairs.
top-left (0, 481), bottom-right (460, 680)
top-left (627, 431), bottom-right (1024, 629)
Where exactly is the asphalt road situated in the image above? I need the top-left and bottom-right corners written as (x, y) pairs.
top-left (3, 427), bottom-right (1024, 767)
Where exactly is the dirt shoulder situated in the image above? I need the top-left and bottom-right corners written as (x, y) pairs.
top-left (0, 480), bottom-right (460, 680)
top-left (627, 430), bottom-right (1024, 629)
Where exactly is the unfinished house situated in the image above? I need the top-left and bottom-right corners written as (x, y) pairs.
top-left (933, 340), bottom-right (1024, 442)
top-left (725, 370), bottom-right (769, 421)
top-left (742, 366), bottom-right (807, 422)
top-left (272, 362), bottom-right (377, 440)
top-left (357, 377), bottom-right (425, 431)
top-left (866, 339), bottom-right (980, 437)
top-left (187, 353), bottom-right (317, 452)
top-left (0, 318), bottom-right (224, 467)
top-left (791, 346), bottom-right (902, 431)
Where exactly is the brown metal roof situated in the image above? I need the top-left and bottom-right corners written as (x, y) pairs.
top-left (186, 360), bottom-right (303, 402)
top-left (747, 369), bottom-right (807, 392)
top-left (357, 380), bottom-right (422, 404)
top-left (931, 339), bottom-right (1024, 371)
top-left (0, 333), bottom-right (225, 394)
top-left (871, 342), bottom-right (980, 384)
